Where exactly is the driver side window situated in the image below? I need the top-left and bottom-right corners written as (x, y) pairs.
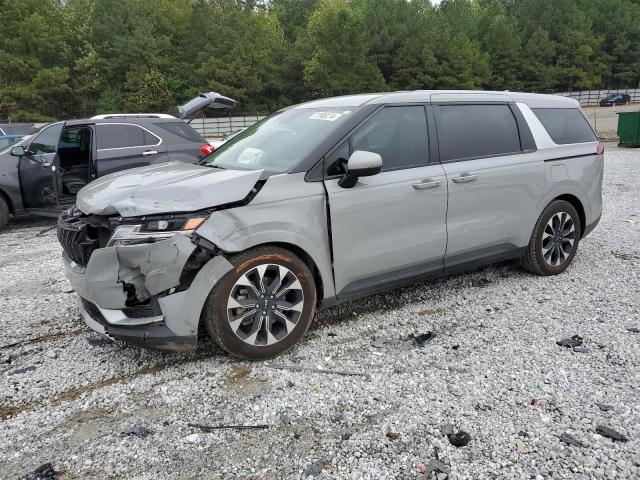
top-left (324, 106), bottom-right (429, 176)
top-left (28, 123), bottom-right (64, 155)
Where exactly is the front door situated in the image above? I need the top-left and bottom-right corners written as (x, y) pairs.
top-left (324, 105), bottom-right (448, 297)
top-left (18, 122), bottom-right (64, 209)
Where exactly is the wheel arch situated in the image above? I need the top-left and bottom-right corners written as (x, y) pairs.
top-left (554, 193), bottom-right (586, 238)
top-left (246, 241), bottom-right (325, 305)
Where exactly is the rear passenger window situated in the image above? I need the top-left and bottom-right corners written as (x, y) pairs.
top-left (436, 104), bottom-right (521, 161)
top-left (156, 122), bottom-right (204, 142)
top-left (352, 106), bottom-right (429, 171)
top-left (97, 124), bottom-right (159, 149)
top-left (532, 108), bottom-right (597, 144)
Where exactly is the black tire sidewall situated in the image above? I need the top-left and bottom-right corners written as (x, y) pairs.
top-left (534, 201), bottom-right (581, 275)
top-left (203, 247), bottom-right (317, 360)
top-left (0, 197), bottom-right (8, 230)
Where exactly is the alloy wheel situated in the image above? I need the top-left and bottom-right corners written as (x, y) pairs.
top-left (226, 264), bottom-right (304, 347)
top-left (542, 212), bottom-right (576, 267)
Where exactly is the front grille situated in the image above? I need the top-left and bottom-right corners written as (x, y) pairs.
top-left (57, 206), bottom-right (112, 267)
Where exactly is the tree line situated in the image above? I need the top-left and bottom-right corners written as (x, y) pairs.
top-left (1, 0), bottom-right (639, 121)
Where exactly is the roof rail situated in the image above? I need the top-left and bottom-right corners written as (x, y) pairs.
top-left (91, 113), bottom-right (177, 119)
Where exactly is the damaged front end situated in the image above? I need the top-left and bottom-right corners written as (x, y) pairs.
top-left (58, 206), bottom-right (232, 351)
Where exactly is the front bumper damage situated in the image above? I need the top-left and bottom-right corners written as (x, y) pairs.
top-left (63, 234), bottom-right (233, 351)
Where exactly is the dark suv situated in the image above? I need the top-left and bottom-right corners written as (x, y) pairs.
top-left (0, 93), bottom-right (236, 229)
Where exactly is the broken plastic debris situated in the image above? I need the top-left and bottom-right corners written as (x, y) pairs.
top-left (596, 425), bottom-right (628, 442)
top-left (122, 425), bottom-right (153, 438)
top-left (22, 463), bottom-right (59, 480)
top-left (448, 430), bottom-right (470, 447)
top-left (559, 433), bottom-right (583, 447)
top-left (556, 335), bottom-right (583, 348)
top-left (412, 332), bottom-right (435, 347)
top-left (597, 404), bottom-right (614, 412)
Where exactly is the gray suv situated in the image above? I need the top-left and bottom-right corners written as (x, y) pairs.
top-left (0, 92), bottom-right (235, 229)
top-left (58, 91), bottom-right (603, 359)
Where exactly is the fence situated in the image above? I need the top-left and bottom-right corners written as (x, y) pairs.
top-left (556, 88), bottom-right (640, 106)
top-left (189, 115), bottom-right (266, 139)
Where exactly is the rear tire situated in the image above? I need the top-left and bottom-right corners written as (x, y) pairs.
top-left (202, 246), bottom-right (317, 360)
top-left (521, 200), bottom-right (581, 276)
top-left (0, 197), bottom-right (9, 230)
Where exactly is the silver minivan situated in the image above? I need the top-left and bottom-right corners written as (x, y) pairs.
top-left (58, 91), bottom-right (603, 359)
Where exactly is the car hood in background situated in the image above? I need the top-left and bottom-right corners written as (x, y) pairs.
top-left (76, 162), bottom-right (262, 217)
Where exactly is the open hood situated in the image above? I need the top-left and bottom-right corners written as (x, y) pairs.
top-left (176, 92), bottom-right (237, 120)
top-left (76, 162), bottom-right (262, 217)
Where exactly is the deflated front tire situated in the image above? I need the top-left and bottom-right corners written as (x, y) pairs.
top-left (202, 246), bottom-right (317, 360)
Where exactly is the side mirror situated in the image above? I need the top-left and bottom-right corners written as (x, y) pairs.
top-left (10, 145), bottom-right (25, 157)
top-left (338, 150), bottom-right (382, 188)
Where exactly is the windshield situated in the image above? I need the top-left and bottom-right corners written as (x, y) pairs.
top-left (201, 108), bottom-right (354, 172)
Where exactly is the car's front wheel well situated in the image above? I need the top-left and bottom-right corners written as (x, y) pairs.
top-left (554, 194), bottom-right (586, 238)
top-left (262, 242), bottom-right (324, 304)
top-left (0, 189), bottom-right (13, 214)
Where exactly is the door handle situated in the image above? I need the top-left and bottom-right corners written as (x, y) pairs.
top-left (451, 173), bottom-right (478, 184)
top-left (142, 150), bottom-right (158, 156)
top-left (412, 179), bottom-right (442, 190)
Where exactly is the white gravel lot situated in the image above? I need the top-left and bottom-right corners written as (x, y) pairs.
top-left (1, 146), bottom-right (639, 480)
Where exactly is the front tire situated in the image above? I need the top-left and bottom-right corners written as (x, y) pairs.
top-left (521, 200), bottom-right (581, 275)
top-left (202, 246), bottom-right (317, 360)
top-left (0, 197), bottom-right (9, 230)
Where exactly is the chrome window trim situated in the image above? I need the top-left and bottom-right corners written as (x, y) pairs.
top-left (96, 122), bottom-right (162, 151)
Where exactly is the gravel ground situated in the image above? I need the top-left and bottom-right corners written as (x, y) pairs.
top-left (1, 146), bottom-right (639, 480)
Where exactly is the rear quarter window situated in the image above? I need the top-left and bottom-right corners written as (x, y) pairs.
top-left (532, 108), bottom-right (597, 144)
top-left (156, 121), bottom-right (205, 143)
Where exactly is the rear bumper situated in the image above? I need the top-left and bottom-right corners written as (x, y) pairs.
top-left (583, 213), bottom-right (601, 238)
top-left (63, 237), bottom-right (234, 352)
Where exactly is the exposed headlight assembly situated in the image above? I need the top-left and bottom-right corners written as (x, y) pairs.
top-left (107, 215), bottom-right (207, 247)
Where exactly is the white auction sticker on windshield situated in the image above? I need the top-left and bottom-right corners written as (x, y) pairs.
top-left (309, 112), bottom-right (343, 121)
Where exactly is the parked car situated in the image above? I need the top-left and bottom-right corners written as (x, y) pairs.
top-left (58, 90), bottom-right (603, 359)
top-left (599, 93), bottom-right (631, 107)
top-left (0, 92), bottom-right (236, 229)
top-left (0, 134), bottom-right (27, 150)
top-left (0, 123), bottom-right (35, 136)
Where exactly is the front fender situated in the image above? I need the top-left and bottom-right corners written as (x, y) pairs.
top-left (197, 193), bottom-right (335, 298)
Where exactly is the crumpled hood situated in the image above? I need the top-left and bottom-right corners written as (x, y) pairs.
top-left (77, 162), bottom-right (263, 217)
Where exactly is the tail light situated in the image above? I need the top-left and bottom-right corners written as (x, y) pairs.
top-left (596, 144), bottom-right (605, 155)
top-left (199, 144), bottom-right (214, 156)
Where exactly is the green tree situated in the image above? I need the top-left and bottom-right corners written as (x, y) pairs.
top-left (477, 0), bottom-right (522, 90)
top-left (125, 69), bottom-right (175, 113)
top-left (298, 0), bottom-right (386, 97)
